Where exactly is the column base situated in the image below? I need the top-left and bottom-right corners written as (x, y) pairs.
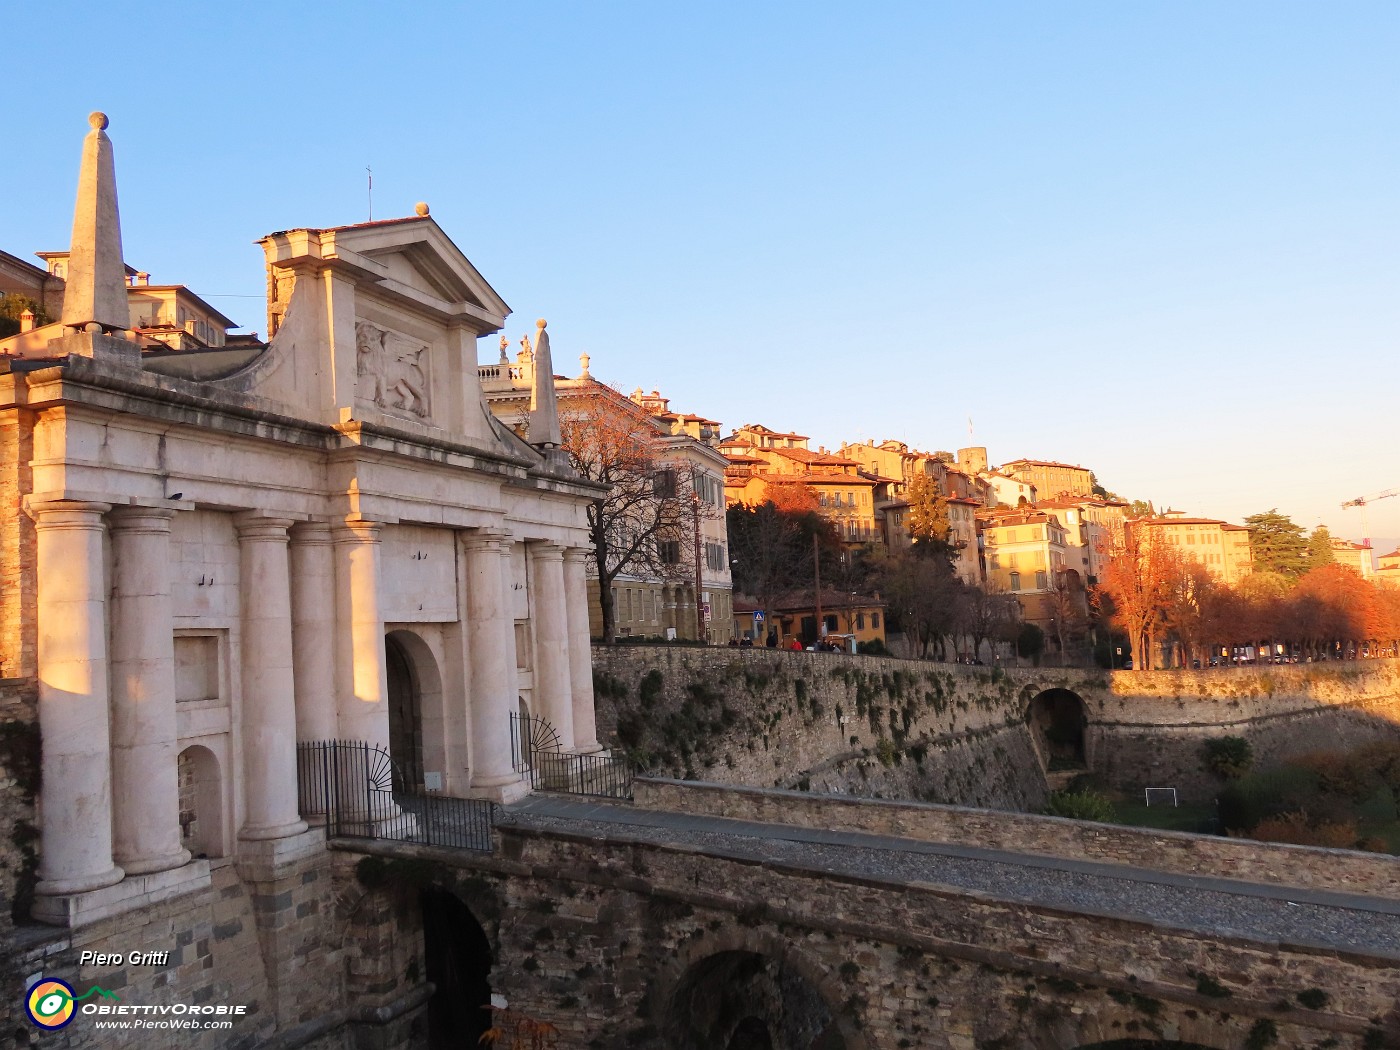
top-left (235, 827), bottom-right (327, 876)
top-left (239, 818), bottom-right (310, 842)
top-left (469, 776), bottom-right (531, 804)
top-left (32, 860), bottom-right (210, 928)
top-left (35, 864), bottom-right (124, 898)
top-left (570, 741), bottom-right (606, 756)
top-left (117, 846), bottom-right (192, 876)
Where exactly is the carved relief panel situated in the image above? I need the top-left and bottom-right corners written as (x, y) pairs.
top-left (355, 320), bottom-right (434, 422)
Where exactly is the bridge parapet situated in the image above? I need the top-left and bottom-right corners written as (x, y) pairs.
top-left (633, 778), bottom-right (1400, 899)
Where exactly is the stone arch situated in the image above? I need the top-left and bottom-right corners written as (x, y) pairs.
top-left (385, 629), bottom-right (444, 787)
top-left (1026, 687), bottom-right (1088, 768)
top-left (420, 885), bottom-right (494, 1050)
top-left (657, 928), bottom-right (867, 1050)
top-left (176, 744), bottom-right (225, 858)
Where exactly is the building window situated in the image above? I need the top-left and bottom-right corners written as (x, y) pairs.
top-left (653, 468), bottom-right (678, 499)
top-left (1010, 572), bottom-right (1021, 592)
top-left (871, 613), bottom-right (880, 629)
top-left (659, 540), bottom-right (681, 565)
top-left (1036, 570), bottom-right (1048, 590)
top-left (856, 612), bottom-right (865, 630)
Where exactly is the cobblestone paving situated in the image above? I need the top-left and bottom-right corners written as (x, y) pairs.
top-left (504, 796), bottom-right (1400, 960)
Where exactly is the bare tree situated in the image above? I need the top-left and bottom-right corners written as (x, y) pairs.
top-left (557, 383), bottom-right (698, 644)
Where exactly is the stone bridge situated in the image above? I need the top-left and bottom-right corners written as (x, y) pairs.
top-left (327, 777), bottom-right (1400, 1050)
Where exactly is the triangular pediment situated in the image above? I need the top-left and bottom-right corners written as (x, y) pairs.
top-left (328, 218), bottom-right (511, 324)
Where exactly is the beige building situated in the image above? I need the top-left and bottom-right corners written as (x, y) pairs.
top-left (1376, 548), bottom-right (1400, 589)
top-left (1035, 495), bottom-right (1128, 585)
top-left (0, 114), bottom-right (605, 950)
top-left (1330, 538), bottom-right (1376, 579)
top-left (981, 510), bottom-right (1071, 598)
top-left (1133, 513), bottom-right (1254, 586)
top-left (481, 354), bottom-right (732, 643)
top-left (1000, 458), bottom-right (1095, 499)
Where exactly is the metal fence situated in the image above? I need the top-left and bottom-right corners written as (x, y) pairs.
top-left (509, 712), bottom-right (633, 800)
top-left (296, 740), bottom-right (495, 852)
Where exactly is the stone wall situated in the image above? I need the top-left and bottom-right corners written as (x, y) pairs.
top-left (592, 647), bottom-right (1400, 804)
top-left (591, 646), bottom-right (1056, 810)
top-left (353, 826), bottom-right (1399, 1050)
top-left (633, 778), bottom-right (1400, 899)
top-left (0, 678), bottom-right (39, 946)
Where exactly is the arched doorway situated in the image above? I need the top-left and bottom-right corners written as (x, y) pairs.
top-left (668, 950), bottom-right (846, 1050)
top-left (420, 887), bottom-right (494, 1050)
top-left (1027, 688), bottom-right (1088, 768)
top-left (176, 745), bottom-right (225, 858)
top-left (385, 635), bottom-right (423, 786)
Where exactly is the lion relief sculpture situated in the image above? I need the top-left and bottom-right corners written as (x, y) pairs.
top-left (355, 321), bottom-right (432, 420)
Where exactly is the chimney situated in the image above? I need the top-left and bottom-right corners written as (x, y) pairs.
top-left (19, 310), bottom-right (34, 333)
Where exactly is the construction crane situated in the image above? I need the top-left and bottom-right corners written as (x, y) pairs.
top-left (1341, 487), bottom-right (1400, 549)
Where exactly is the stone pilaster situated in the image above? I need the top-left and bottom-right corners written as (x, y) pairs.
top-left (563, 547), bottom-right (601, 753)
top-left (332, 521), bottom-right (392, 750)
top-left (529, 543), bottom-right (575, 750)
top-left (463, 530), bottom-right (525, 797)
top-left (32, 501), bottom-right (123, 897)
top-left (109, 507), bottom-right (189, 875)
top-left (236, 515), bottom-right (308, 841)
top-left (290, 522), bottom-right (338, 743)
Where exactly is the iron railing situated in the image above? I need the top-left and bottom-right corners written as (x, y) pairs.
top-left (297, 740), bottom-right (495, 852)
top-left (509, 712), bottom-right (633, 799)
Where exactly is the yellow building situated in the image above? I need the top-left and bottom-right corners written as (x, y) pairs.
top-left (1000, 458), bottom-right (1095, 499)
top-left (1133, 514), bottom-right (1254, 586)
top-left (981, 510), bottom-right (1071, 596)
top-left (721, 425), bottom-right (880, 544)
top-left (1376, 548), bottom-right (1400, 589)
top-left (1034, 496), bottom-right (1128, 585)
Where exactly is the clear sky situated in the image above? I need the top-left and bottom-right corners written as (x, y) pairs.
top-left (7, 2), bottom-right (1399, 550)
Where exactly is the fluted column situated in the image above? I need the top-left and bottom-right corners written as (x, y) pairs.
top-left (33, 501), bottom-right (123, 896)
top-left (236, 515), bottom-right (308, 841)
top-left (333, 522), bottom-right (392, 750)
top-left (464, 530), bottom-right (520, 788)
top-left (109, 507), bottom-right (189, 874)
top-left (563, 547), bottom-right (601, 753)
top-left (528, 543), bottom-right (575, 750)
top-left (290, 522), bottom-right (338, 743)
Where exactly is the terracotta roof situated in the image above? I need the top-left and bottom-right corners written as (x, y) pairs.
top-left (1002, 458), bottom-right (1090, 471)
top-left (1135, 517), bottom-right (1227, 527)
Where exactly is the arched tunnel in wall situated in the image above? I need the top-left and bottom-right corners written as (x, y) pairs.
top-left (1026, 687), bottom-right (1089, 769)
top-left (667, 950), bottom-right (849, 1050)
top-left (420, 887), bottom-right (494, 1049)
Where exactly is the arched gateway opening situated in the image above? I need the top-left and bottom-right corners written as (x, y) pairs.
top-left (668, 950), bottom-right (847, 1050)
top-left (1026, 687), bottom-right (1088, 769)
top-left (385, 630), bottom-right (444, 788)
top-left (420, 887), bottom-right (494, 1050)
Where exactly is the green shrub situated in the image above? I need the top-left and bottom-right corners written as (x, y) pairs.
top-left (857, 638), bottom-right (890, 656)
top-left (1218, 766), bottom-right (1321, 832)
top-left (1042, 789), bottom-right (1114, 823)
top-left (1202, 736), bottom-right (1254, 779)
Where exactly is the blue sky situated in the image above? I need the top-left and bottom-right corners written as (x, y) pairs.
top-left (7, 2), bottom-right (1399, 550)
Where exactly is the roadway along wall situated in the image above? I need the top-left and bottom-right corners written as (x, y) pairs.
top-left (633, 778), bottom-right (1400, 899)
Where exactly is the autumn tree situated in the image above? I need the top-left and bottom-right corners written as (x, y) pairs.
top-left (870, 544), bottom-right (964, 659)
top-left (1043, 571), bottom-right (1087, 665)
top-left (905, 473), bottom-right (952, 549)
top-left (959, 582), bottom-right (1018, 663)
top-left (1245, 509), bottom-right (1309, 579)
top-left (1305, 526), bottom-right (1337, 573)
top-left (557, 384), bottom-right (701, 644)
top-left (1099, 524), bottom-right (1182, 671)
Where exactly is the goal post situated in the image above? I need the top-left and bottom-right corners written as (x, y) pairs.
top-left (1144, 787), bottom-right (1178, 807)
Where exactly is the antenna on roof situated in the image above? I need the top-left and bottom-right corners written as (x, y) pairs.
top-left (366, 166), bottom-right (373, 221)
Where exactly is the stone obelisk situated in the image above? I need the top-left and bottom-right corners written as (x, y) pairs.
top-left (528, 318), bottom-right (563, 451)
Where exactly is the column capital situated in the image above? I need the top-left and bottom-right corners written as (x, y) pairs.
top-left (290, 520), bottom-right (336, 545)
top-left (529, 541), bottom-right (567, 559)
top-left (29, 500), bottom-right (111, 527)
top-left (234, 513), bottom-right (296, 539)
top-left (331, 519), bottom-right (382, 544)
top-left (562, 545), bottom-right (592, 565)
top-left (108, 506), bottom-right (177, 534)
top-left (461, 527), bottom-right (511, 553)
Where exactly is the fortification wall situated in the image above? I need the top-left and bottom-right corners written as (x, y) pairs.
top-left (590, 647), bottom-right (1057, 810)
top-left (592, 648), bottom-right (1400, 804)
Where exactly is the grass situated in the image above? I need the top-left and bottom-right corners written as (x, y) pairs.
top-left (1109, 800), bottom-right (1218, 835)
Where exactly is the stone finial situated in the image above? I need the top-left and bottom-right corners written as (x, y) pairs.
top-left (528, 317), bottom-right (562, 450)
top-left (414, 202), bottom-right (430, 217)
top-left (61, 111), bottom-right (129, 334)
top-left (579, 352), bottom-right (591, 378)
